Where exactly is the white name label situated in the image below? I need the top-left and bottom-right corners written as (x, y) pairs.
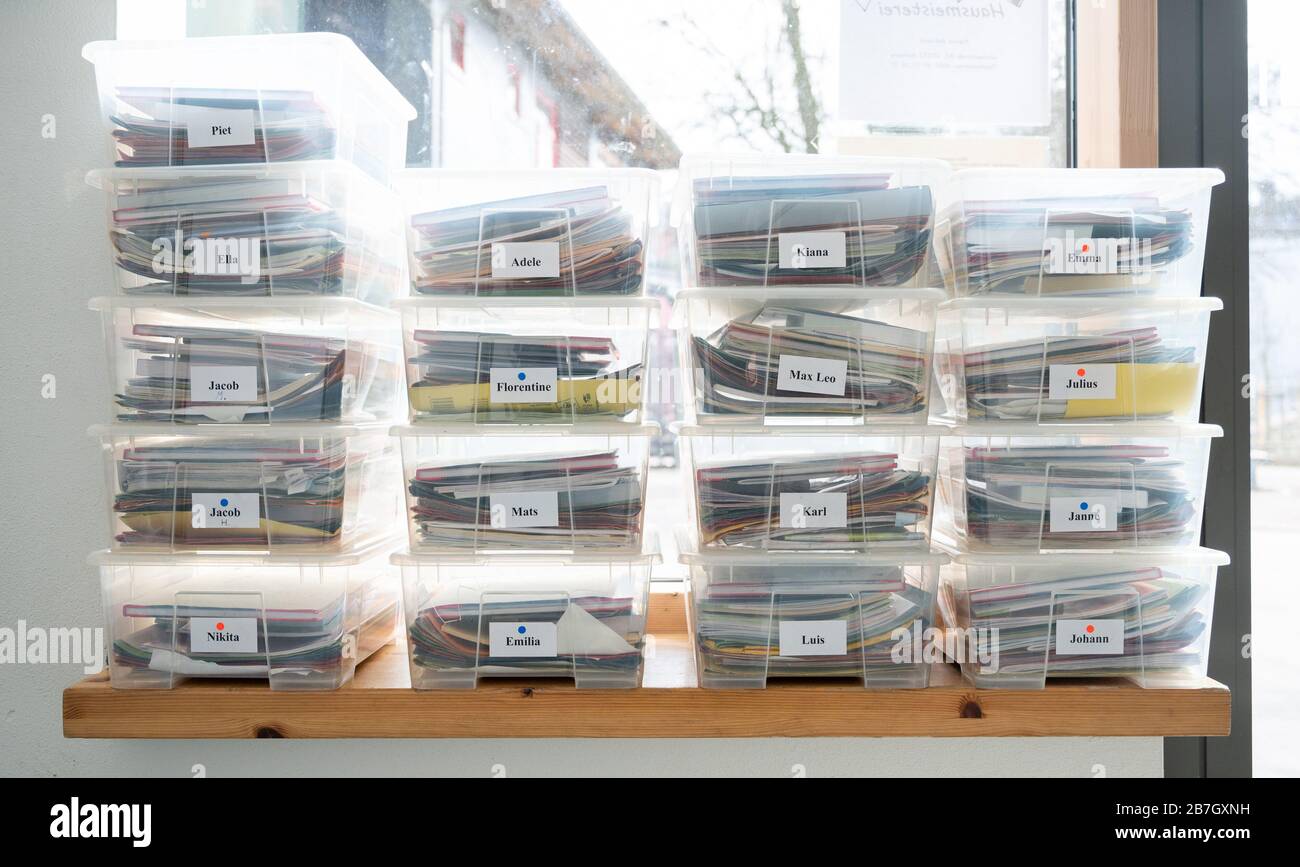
top-left (190, 236), bottom-right (261, 278)
top-left (1044, 235), bottom-right (1122, 275)
top-left (1048, 495), bottom-right (1119, 533)
top-left (489, 492), bottom-right (560, 528)
top-left (489, 367), bottom-right (558, 403)
top-left (191, 492), bottom-right (261, 530)
top-left (189, 365), bottom-right (258, 402)
top-left (184, 108), bottom-right (257, 149)
top-left (489, 621), bottom-right (559, 657)
top-left (491, 242), bottom-right (560, 278)
top-left (189, 617), bottom-right (258, 653)
top-left (1055, 618), bottom-right (1125, 656)
top-left (778, 231), bottom-right (847, 269)
top-left (776, 354), bottom-right (848, 396)
top-left (1048, 363), bottom-right (1118, 400)
top-left (778, 620), bottom-right (848, 657)
top-left (779, 492), bottom-right (848, 529)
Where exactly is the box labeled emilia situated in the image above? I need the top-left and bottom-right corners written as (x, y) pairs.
top-left (395, 545), bottom-right (657, 689)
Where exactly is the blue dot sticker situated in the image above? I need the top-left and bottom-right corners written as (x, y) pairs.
top-left (1079, 502), bottom-right (1089, 510)
top-left (220, 498), bottom-right (229, 507)
top-left (517, 371), bottom-right (527, 381)
top-left (517, 625), bottom-right (527, 634)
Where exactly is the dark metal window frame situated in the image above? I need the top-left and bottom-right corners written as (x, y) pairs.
top-left (1158, 0), bottom-right (1252, 778)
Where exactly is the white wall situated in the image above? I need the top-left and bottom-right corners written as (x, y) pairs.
top-left (0, 0), bottom-right (1161, 778)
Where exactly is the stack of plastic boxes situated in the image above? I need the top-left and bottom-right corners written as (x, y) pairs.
top-left (934, 168), bottom-right (1231, 689)
top-left (82, 34), bottom-right (414, 690)
top-left (674, 154), bottom-right (953, 688)
top-left (392, 169), bottom-right (661, 688)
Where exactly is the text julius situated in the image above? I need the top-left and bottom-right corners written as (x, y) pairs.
top-left (50, 798), bottom-right (151, 848)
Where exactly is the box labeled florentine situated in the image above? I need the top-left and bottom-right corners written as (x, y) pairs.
top-left (395, 297), bottom-right (653, 425)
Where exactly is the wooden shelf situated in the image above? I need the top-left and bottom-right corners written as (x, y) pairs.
top-left (64, 592), bottom-right (1230, 739)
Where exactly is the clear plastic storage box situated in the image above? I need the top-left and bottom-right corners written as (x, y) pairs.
top-left (94, 544), bottom-right (400, 690)
top-left (939, 548), bottom-right (1227, 688)
top-left (396, 546), bottom-right (657, 689)
top-left (681, 426), bottom-right (943, 554)
top-left (934, 296), bottom-right (1221, 425)
top-left (91, 296), bottom-right (401, 425)
top-left (398, 168), bottom-right (658, 297)
top-left (82, 34), bottom-right (415, 184)
top-left (949, 168), bottom-right (1224, 298)
top-left (93, 423), bottom-right (401, 554)
top-left (87, 162), bottom-right (404, 303)
top-left (675, 153), bottom-right (953, 290)
top-left (394, 297), bottom-right (654, 425)
top-left (394, 424), bottom-right (654, 555)
top-left (682, 535), bottom-right (943, 689)
top-left (677, 287), bottom-right (942, 427)
top-left (936, 423), bottom-right (1222, 552)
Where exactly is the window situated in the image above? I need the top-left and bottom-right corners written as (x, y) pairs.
top-left (1248, 0), bottom-right (1300, 778)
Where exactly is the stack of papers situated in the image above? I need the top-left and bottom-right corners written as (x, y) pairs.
top-left (690, 305), bottom-right (930, 419)
top-left (114, 577), bottom-right (397, 680)
top-left (959, 328), bottom-right (1201, 421)
top-left (692, 175), bottom-right (933, 287)
top-left (694, 452), bottom-right (932, 549)
top-left (109, 87), bottom-right (338, 167)
top-left (943, 565), bottom-right (1210, 680)
top-left (962, 445), bottom-right (1197, 548)
top-left (960, 196), bottom-right (1197, 295)
top-left (407, 451), bottom-right (645, 550)
top-left (409, 594), bottom-right (643, 679)
top-left (408, 186), bottom-right (644, 296)
top-left (114, 323), bottom-right (387, 423)
top-left (696, 572), bottom-right (931, 680)
top-left (106, 176), bottom-right (393, 296)
top-left (407, 329), bottom-right (642, 422)
top-left (112, 438), bottom-right (355, 548)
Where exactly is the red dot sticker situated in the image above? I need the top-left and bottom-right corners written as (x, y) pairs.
top-left (216, 622), bottom-right (225, 631)
top-left (1077, 368), bottom-right (1086, 377)
top-left (1085, 624), bottom-right (1095, 633)
top-left (1081, 243), bottom-right (1090, 252)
